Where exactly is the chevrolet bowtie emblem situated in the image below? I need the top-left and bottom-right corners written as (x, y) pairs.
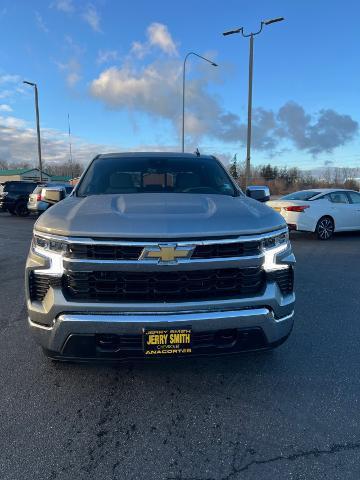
top-left (139, 244), bottom-right (195, 263)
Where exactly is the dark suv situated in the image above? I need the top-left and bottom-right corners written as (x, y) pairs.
top-left (0, 181), bottom-right (39, 216)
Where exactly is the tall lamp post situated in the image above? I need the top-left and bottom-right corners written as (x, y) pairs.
top-left (223, 17), bottom-right (284, 188)
top-left (182, 52), bottom-right (218, 152)
top-left (23, 80), bottom-right (43, 182)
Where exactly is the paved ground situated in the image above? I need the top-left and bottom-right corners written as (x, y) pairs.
top-left (0, 212), bottom-right (360, 480)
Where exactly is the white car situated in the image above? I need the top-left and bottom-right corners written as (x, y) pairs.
top-left (267, 189), bottom-right (360, 240)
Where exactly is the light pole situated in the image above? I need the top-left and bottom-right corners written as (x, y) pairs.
top-left (182, 52), bottom-right (218, 152)
top-left (223, 17), bottom-right (284, 188)
top-left (23, 80), bottom-right (43, 182)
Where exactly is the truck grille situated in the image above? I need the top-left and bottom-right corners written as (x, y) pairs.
top-left (63, 267), bottom-right (265, 303)
top-left (67, 241), bottom-right (261, 261)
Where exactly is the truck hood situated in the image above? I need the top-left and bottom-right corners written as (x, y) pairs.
top-left (35, 193), bottom-right (286, 238)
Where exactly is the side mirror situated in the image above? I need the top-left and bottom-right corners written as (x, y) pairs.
top-left (42, 187), bottom-right (65, 204)
top-left (246, 186), bottom-right (270, 202)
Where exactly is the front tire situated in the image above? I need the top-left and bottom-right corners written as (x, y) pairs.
top-left (15, 202), bottom-right (29, 217)
top-left (316, 216), bottom-right (334, 240)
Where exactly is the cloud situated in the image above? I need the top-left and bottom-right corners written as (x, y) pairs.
top-left (82, 3), bottom-right (101, 32)
top-left (56, 58), bottom-right (81, 87)
top-left (0, 115), bottom-right (116, 166)
top-left (277, 102), bottom-right (359, 155)
top-left (148, 23), bottom-right (178, 56)
top-left (0, 104), bottom-right (12, 112)
top-left (35, 11), bottom-right (49, 33)
top-left (0, 74), bottom-right (21, 84)
top-left (51, 0), bottom-right (74, 13)
top-left (0, 114), bottom-right (187, 168)
top-left (131, 22), bottom-right (178, 58)
top-left (90, 22), bottom-right (358, 157)
top-left (0, 74), bottom-right (28, 101)
top-left (97, 49), bottom-right (119, 65)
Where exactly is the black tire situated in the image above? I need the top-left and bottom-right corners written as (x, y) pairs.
top-left (14, 202), bottom-right (30, 217)
top-left (8, 208), bottom-right (17, 216)
top-left (316, 216), bottom-right (334, 240)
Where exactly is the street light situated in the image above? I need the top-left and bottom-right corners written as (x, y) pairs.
top-left (23, 80), bottom-right (43, 182)
top-left (223, 17), bottom-right (284, 188)
top-left (182, 52), bottom-right (218, 152)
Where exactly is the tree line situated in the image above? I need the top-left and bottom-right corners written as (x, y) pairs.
top-left (0, 160), bottom-right (83, 178)
top-left (228, 154), bottom-right (360, 194)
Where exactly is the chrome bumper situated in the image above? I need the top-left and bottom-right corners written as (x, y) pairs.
top-left (29, 307), bottom-right (294, 355)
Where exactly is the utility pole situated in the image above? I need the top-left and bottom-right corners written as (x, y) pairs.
top-left (23, 81), bottom-right (43, 182)
top-left (68, 113), bottom-right (74, 179)
top-left (223, 17), bottom-right (284, 188)
top-left (182, 52), bottom-right (218, 152)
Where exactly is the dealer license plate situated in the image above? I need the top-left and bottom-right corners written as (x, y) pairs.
top-left (143, 327), bottom-right (192, 356)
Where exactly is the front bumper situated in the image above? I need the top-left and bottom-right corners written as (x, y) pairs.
top-left (29, 307), bottom-right (294, 360)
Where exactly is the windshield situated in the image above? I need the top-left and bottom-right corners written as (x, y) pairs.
top-left (281, 190), bottom-right (320, 201)
top-left (77, 156), bottom-right (237, 197)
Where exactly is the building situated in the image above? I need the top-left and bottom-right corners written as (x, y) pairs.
top-left (0, 168), bottom-right (71, 184)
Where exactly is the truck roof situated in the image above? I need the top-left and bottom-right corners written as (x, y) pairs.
top-left (97, 152), bottom-right (215, 160)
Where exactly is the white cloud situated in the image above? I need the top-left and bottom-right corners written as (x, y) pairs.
top-left (89, 23), bottom-right (358, 155)
top-left (64, 35), bottom-right (85, 56)
top-left (97, 49), bottom-right (119, 65)
top-left (82, 3), bottom-right (101, 32)
top-left (35, 11), bottom-right (49, 33)
top-left (0, 115), bottom-right (117, 166)
top-left (90, 63), bottom-right (183, 120)
top-left (0, 74), bottom-right (21, 84)
top-left (0, 104), bottom-right (12, 112)
top-left (148, 23), bottom-right (177, 56)
top-left (0, 74), bottom-right (27, 101)
top-left (131, 22), bottom-right (178, 58)
top-left (56, 58), bottom-right (81, 87)
top-left (51, 0), bottom-right (74, 13)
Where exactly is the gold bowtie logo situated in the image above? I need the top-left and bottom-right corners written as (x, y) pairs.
top-left (139, 244), bottom-right (195, 263)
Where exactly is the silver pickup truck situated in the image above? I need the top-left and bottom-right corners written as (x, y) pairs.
top-left (25, 152), bottom-right (295, 361)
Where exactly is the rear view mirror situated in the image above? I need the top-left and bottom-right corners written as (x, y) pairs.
top-left (246, 186), bottom-right (270, 202)
top-left (42, 188), bottom-right (65, 204)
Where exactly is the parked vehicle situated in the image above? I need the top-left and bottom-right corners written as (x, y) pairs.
top-left (26, 152), bottom-right (295, 362)
top-left (28, 184), bottom-right (73, 215)
top-left (0, 180), bottom-right (39, 216)
top-left (267, 188), bottom-right (360, 240)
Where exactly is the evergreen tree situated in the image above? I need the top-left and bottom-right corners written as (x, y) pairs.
top-left (229, 154), bottom-right (239, 179)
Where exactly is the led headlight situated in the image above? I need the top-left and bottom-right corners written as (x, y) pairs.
top-left (261, 231), bottom-right (289, 250)
top-left (32, 233), bottom-right (67, 276)
top-left (262, 231), bottom-right (290, 271)
top-left (32, 234), bottom-right (68, 255)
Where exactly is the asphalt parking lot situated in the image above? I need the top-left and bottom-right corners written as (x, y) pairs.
top-left (0, 212), bottom-right (359, 480)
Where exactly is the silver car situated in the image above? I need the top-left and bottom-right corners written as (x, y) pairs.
top-left (28, 184), bottom-right (73, 215)
top-left (25, 153), bottom-right (295, 362)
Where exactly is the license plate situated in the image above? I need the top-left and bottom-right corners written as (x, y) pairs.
top-left (143, 327), bottom-right (192, 356)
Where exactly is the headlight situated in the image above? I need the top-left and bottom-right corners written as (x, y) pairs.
top-left (262, 231), bottom-right (290, 271)
top-left (261, 231), bottom-right (289, 250)
top-left (32, 234), bottom-right (68, 255)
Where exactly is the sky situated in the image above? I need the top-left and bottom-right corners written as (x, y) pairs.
top-left (0, 0), bottom-right (360, 170)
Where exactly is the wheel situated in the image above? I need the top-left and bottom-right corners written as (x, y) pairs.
top-left (315, 216), bottom-right (334, 240)
top-left (14, 202), bottom-right (30, 217)
top-left (8, 208), bottom-right (17, 216)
